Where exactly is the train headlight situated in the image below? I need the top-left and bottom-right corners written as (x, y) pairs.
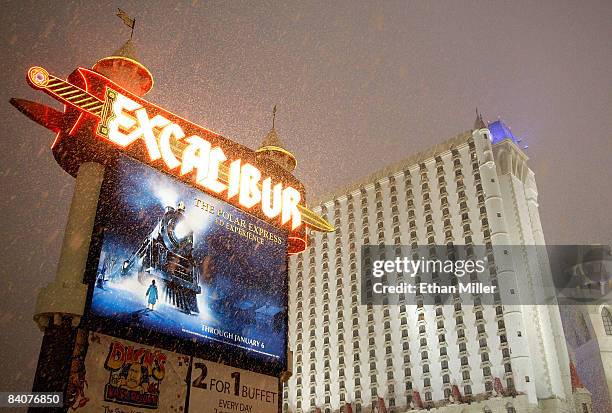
top-left (173, 219), bottom-right (191, 240)
top-left (166, 216), bottom-right (194, 252)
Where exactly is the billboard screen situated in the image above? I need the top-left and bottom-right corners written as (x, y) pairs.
top-left (86, 154), bottom-right (288, 370)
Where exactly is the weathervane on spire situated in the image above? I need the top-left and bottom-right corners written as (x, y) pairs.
top-left (272, 105), bottom-right (277, 129)
top-left (116, 8), bottom-right (136, 39)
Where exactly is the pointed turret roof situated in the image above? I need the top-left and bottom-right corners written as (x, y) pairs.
top-left (92, 38), bottom-right (154, 96)
top-left (256, 106), bottom-right (297, 172)
top-left (259, 127), bottom-right (285, 149)
top-left (112, 38), bottom-right (139, 60)
top-left (474, 108), bottom-right (486, 130)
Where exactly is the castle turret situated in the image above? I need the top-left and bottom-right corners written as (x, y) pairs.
top-left (256, 106), bottom-right (297, 173)
top-left (474, 108), bottom-right (486, 130)
top-left (92, 39), bottom-right (153, 97)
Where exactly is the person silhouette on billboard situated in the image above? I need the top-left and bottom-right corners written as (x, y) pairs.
top-left (146, 279), bottom-right (158, 310)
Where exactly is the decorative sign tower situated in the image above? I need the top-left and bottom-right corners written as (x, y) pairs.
top-left (12, 15), bottom-right (332, 412)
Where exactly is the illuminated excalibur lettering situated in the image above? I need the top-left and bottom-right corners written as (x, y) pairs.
top-left (261, 177), bottom-right (283, 219)
top-left (239, 164), bottom-right (261, 209)
top-left (180, 136), bottom-right (211, 183)
top-left (201, 147), bottom-right (227, 193)
top-left (106, 91), bottom-right (302, 229)
top-left (282, 187), bottom-right (301, 230)
top-left (158, 123), bottom-right (184, 169)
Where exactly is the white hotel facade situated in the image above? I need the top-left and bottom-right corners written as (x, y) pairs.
top-left (282, 116), bottom-right (592, 413)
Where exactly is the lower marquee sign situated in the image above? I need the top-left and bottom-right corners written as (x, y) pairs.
top-left (68, 332), bottom-right (189, 412)
top-left (189, 358), bottom-right (279, 413)
top-left (66, 332), bottom-right (279, 413)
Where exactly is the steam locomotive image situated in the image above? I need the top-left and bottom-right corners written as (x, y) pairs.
top-left (120, 201), bottom-right (201, 314)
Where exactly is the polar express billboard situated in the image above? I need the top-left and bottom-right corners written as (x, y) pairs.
top-left (86, 154), bottom-right (289, 371)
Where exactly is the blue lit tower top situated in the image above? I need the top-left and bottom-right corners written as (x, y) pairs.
top-left (487, 119), bottom-right (521, 146)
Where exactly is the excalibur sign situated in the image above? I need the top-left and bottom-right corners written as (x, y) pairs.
top-left (7, 5), bottom-right (337, 408)
top-left (11, 33), bottom-right (321, 411)
top-left (19, 65), bottom-right (333, 240)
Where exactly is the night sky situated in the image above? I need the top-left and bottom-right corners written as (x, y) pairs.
top-left (1, 0), bottom-right (610, 392)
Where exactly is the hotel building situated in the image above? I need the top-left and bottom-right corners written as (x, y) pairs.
top-left (281, 114), bottom-right (593, 413)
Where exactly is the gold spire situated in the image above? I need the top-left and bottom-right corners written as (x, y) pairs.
top-left (256, 106), bottom-right (297, 172)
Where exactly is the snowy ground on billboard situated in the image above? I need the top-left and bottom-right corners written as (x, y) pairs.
top-left (90, 282), bottom-right (283, 361)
